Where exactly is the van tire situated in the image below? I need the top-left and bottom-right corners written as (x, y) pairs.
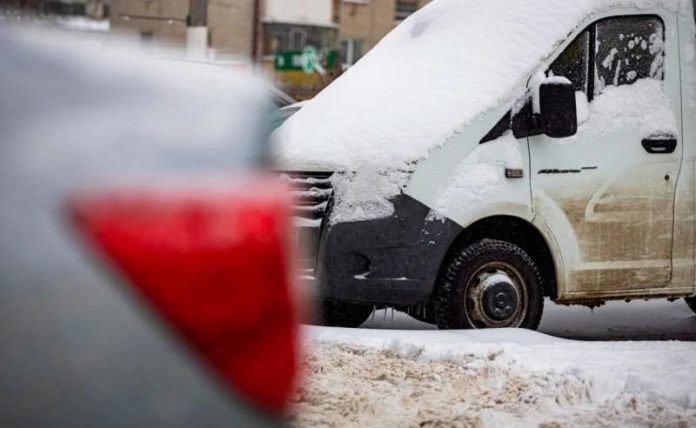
top-left (318, 300), bottom-right (373, 328)
top-left (686, 296), bottom-right (696, 314)
top-left (433, 239), bottom-right (543, 330)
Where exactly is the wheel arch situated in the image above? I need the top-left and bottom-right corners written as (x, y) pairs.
top-left (433, 215), bottom-right (559, 301)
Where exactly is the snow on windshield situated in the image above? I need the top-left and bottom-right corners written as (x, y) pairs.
top-left (275, 0), bottom-right (687, 224)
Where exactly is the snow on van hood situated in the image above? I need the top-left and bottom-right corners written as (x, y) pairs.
top-left (275, 0), bottom-right (688, 223)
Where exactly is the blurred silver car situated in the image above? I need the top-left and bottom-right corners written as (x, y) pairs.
top-left (0, 26), bottom-right (299, 427)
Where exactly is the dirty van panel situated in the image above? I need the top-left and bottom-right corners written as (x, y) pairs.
top-left (556, 165), bottom-right (674, 261)
top-left (671, 6), bottom-right (696, 292)
top-left (568, 267), bottom-right (671, 295)
top-left (530, 12), bottom-right (682, 297)
top-left (671, 172), bottom-right (696, 287)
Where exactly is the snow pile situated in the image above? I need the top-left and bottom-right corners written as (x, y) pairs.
top-left (581, 79), bottom-right (677, 140)
top-left (293, 326), bottom-right (696, 426)
top-left (275, 0), bottom-right (690, 224)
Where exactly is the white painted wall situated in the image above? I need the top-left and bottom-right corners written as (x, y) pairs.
top-left (263, 0), bottom-right (335, 26)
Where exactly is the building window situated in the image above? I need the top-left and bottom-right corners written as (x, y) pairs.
top-left (340, 38), bottom-right (365, 66)
top-left (395, 0), bottom-right (418, 21)
top-left (289, 28), bottom-right (308, 50)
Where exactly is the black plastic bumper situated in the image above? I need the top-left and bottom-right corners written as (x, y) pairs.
top-left (313, 194), bottom-right (462, 306)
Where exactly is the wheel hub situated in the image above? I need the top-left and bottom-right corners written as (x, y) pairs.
top-left (466, 266), bottom-right (527, 328)
top-left (480, 275), bottom-right (519, 321)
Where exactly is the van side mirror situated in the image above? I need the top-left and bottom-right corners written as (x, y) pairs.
top-left (539, 79), bottom-right (578, 138)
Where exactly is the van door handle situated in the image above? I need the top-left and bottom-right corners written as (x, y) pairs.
top-left (642, 137), bottom-right (677, 154)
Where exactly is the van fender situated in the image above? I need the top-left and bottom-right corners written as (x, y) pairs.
top-left (530, 191), bottom-right (582, 298)
top-left (430, 200), bottom-right (568, 302)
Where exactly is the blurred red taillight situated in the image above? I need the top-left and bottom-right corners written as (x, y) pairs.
top-left (69, 178), bottom-right (297, 414)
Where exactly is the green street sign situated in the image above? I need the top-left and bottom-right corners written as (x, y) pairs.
top-left (274, 48), bottom-right (339, 74)
top-left (274, 51), bottom-right (302, 71)
top-left (301, 46), bottom-right (319, 73)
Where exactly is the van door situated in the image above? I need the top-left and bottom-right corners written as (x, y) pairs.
top-left (529, 13), bottom-right (683, 296)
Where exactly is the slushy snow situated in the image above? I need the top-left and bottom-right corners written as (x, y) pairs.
top-left (293, 325), bottom-right (696, 427)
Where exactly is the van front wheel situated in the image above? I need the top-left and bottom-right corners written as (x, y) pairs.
top-left (434, 239), bottom-right (543, 330)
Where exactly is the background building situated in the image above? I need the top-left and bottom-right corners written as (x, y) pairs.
top-left (339, 0), bottom-right (430, 66)
top-left (108, 0), bottom-right (430, 97)
top-left (259, 0), bottom-right (341, 98)
top-left (110, 0), bottom-right (190, 48)
top-left (1, 0), bottom-right (91, 15)
top-left (207, 0), bottom-right (256, 60)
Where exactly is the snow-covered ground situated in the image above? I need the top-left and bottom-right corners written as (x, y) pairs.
top-left (293, 300), bottom-right (696, 426)
top-left (361, 299), bottom-right (696, 341)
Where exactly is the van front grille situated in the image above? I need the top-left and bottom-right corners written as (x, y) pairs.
top-left (278, 171), bottom-right (334, 273)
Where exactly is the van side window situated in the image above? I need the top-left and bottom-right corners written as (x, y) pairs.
top-left (548, 30), bottom-right (590, 94)
top-left (595, 16), bottom-right (665, 94)
top-left (516, 15), bottom-right (665, 139)
top-left (515, 30), bottom-right (591, 138)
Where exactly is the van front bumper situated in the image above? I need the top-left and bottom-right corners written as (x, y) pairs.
top-left (311, 194), bottom-right (462, 306)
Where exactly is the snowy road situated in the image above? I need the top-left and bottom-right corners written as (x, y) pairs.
top-left (292, 300), bottom-right (696, 427)
top-left (361, 299), bottom-right (696, 341)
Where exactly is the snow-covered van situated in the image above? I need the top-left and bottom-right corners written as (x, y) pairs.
top-left (275, 0), bottom-right (696, 329)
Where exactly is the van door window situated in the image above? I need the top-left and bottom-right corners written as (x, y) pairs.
top-left (594, 16), bottom-right (665, 94)
top-left (519, 16), bottom-right (665, 139)
top-left (548, 30), bottom-right (590, 95)
top-left (513, 30), bottom-right (591, 139)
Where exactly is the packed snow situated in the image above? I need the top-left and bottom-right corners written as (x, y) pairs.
top-left (329, 169), bottom-right (411, 224)
top-left (428, 133), bottom-right (523, 221)
top-left (362, 299), bottom-right (696, 341)
top-left (292, 300), bottom-right (696, 426)
top-left (275, 0), bottom-right (692, 224)
top-left (570, 79), bottom-right (678, 144)
top-left (293, 300), bottom-right (696, 427)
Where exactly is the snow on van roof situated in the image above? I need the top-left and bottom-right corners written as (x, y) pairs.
top-left (276, 0), bottom-right (686, 171)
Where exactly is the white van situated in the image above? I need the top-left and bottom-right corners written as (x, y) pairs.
top-left (275, 0), bottom-right (696, 329)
